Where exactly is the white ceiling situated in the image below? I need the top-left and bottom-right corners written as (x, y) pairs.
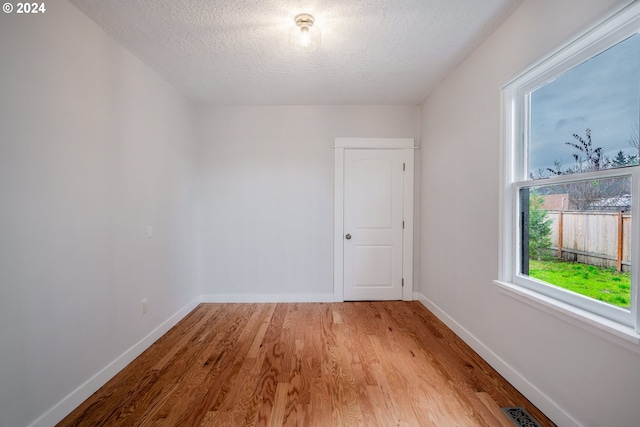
top-left (69, 0), bottom-right (522, 106)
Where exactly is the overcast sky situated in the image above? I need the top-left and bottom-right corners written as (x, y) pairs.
top-left (529, 33), bottom-right (640, 174)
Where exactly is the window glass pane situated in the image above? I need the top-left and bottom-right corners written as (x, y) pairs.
top-left (519, 176), bottom-right (632, 310)
top-left (528, 33), bottom-right (640, 178)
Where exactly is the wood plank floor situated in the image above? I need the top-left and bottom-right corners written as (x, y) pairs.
top-left (58, 302), bottom-right (555, 427)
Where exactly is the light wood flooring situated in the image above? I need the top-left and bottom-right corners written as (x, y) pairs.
top-left (58, 302), bottom-right (555, 427)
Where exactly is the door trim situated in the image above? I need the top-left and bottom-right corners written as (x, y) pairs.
top-left (333, 138), bottom-right (415, 302)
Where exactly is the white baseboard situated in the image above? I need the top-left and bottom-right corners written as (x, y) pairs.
top-left (413, 291), bottom-right (582, 427)
top-left (28, 297), bottom-right (201, 427)
top-left (200, 293), bottom-right (336, 303)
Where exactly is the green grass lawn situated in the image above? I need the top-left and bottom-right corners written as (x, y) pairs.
top-left (528, 259), bottom-right (631, 309)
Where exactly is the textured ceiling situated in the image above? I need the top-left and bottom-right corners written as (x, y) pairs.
top-left (69, 0), bottom-right (522, 106)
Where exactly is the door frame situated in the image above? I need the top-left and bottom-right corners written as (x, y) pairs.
top-left (333, 138), bottom-right (415, 302)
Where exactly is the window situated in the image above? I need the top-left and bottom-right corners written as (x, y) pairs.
top-left (499, 2), bottom-right (640, 337)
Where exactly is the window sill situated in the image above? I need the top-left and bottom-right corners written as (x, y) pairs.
top-left (494, 280), bottom-right (640, 354)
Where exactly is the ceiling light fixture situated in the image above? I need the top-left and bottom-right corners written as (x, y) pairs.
top-left (290, 13), bottom-right (320, 52)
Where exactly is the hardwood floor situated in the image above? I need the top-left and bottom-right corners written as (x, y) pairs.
top-left (58, 302), bottom-right (555, 427)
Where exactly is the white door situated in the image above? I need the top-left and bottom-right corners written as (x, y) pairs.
top-left (343, 149), bottom-right (404, 300)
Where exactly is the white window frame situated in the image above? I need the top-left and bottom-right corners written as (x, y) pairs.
top-left (496, 1), bottom-right (640, 349)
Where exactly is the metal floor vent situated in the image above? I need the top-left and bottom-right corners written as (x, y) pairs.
top-left (500, 406), bottom-right (543, 427)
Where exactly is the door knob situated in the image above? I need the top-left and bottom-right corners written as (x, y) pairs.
top-left (345, 234), bottom-right (351, 240)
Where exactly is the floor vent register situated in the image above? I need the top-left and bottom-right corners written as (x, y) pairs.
top-left (500, 406), bottom-right (544, 427)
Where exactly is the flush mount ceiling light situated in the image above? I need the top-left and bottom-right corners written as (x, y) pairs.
top-left (289, 13), bottom-right (320, 52)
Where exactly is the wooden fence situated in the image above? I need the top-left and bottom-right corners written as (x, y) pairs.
top-left (546, 211), bottom-right (631, 272)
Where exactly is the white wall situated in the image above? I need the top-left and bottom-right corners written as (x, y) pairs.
top-left (418, 0), bottom-right (640, 426)
top-left (0, 2), bottom-right (200, 426)
top-left (199, 106), bottom-right (420, 300)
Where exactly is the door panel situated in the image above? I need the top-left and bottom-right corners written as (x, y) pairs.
top-left (353, 159), bottom-right (394, 229)
top-left (352, 245), bottom-right (393, 286)
top-left (343, 149), bottom-right (404, 300)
